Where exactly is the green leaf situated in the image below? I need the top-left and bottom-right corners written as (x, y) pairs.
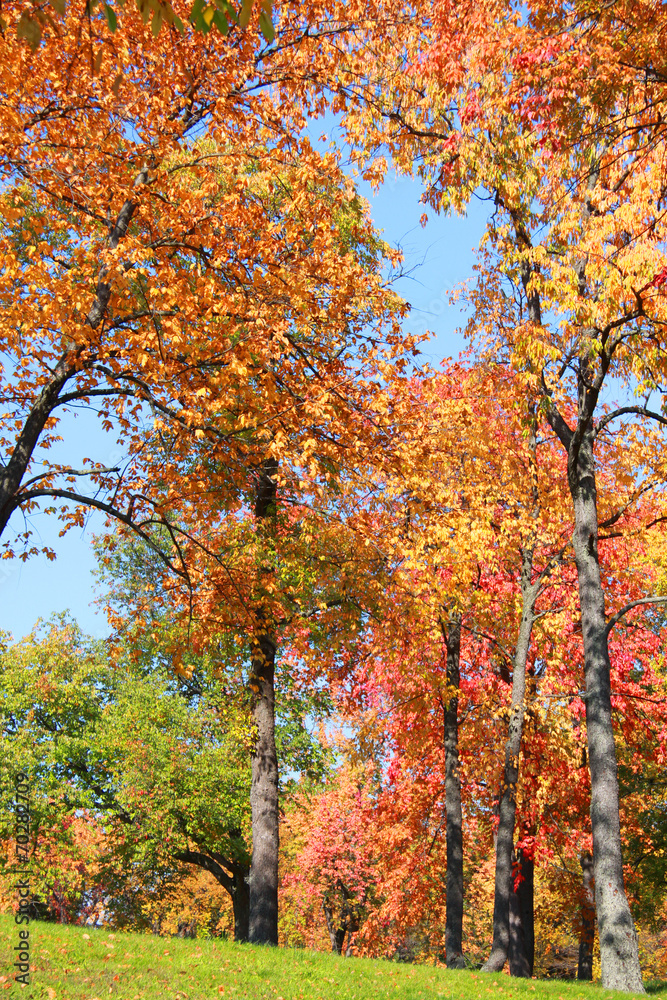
top-left (216, 0), bottom-right (237, 22)
top-left (188, 0), bottom-right (205, 23)
top-left (258, 7), bottom-right (274, 42)
top-left (16, 12), bottom-right (42, 50)
top-left (137, 0), bottom-right (151, 25)
top-left (49, 0), bottom-right (67, 15)
top-left (211, 8), bottom-right (229, 34)
top-left (238, 0), bottom-right (253, 28)
top-left (163, 5), bottom-right (185, 31)
top-left (103, 3), bottom-right (118, 31)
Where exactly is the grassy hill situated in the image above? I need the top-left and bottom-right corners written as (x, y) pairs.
top-left (1, 916), bottom-right (665, 1000)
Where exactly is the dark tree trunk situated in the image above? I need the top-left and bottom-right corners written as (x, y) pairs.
top-left (322, 888), bottom-right (362, 957)
top-left (0, 175), bottom-right (145, 537)
top-left (482, 548), bottom-right (536, 974)
top-left (0, 360), bottom-right (75, 534)
top-left (443, 616), bottom-right (465, 969)
top-left (248, 459), bottom-right (280, 946)
top-left (578, 852), bottom-right (596, 981)
top-left (517, 847), bottom-right (534, 975)
top-left (568, 422), bottom-right (644, 992)
top-left (508, 848), bottom-right (533, 977)
top-left (232, 865), bottom-right (250, 943)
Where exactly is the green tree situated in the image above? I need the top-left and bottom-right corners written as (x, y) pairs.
top-left (0, 614), bottom-right (328, 939)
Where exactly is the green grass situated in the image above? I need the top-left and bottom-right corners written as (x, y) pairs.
top-left (0, 916), bottom-right (665, 1000)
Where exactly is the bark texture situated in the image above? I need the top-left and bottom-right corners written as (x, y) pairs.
top-left (517, 847), bottom-right (534, 975)
top-left (248, 459), bottom-right (280, 945)
top-left (568, 421), bottom-right (644, 992)
top-left (443, 616), bottom-right (466, 969)
top-left (578, 851), bottom-right (595, 981)
top-left (248, 631), bottom-right (279, 944)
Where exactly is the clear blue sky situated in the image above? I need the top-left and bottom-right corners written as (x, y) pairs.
top-left (0, 172), bottom-right (488, 642)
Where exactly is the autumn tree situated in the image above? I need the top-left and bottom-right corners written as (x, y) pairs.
top-left (331, 0), bottom-right (667, 987)
top-left (453, 148), bottom-right (667, 993)
top-left (299, 361), bottom-right (575, 967)
top-left (0, 0), bottom-right (421, 946)
top-left (283, 765), bottom-right (377, 956)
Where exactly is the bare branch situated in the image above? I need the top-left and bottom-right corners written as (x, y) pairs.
top-left (604, 596), bottom-right (667, 639)
top-left (595, 405), bottom-right (667, 437)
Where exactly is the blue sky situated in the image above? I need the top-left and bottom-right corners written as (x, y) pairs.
top-left (0, 172), bottom-right (488, 642)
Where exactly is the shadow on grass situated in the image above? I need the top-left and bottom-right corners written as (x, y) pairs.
top-left (646, 982), bottom-right (667, 995)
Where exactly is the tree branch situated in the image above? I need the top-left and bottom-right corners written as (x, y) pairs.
top-left (173, 850), bottom-right (234, 893)
top-left (595, 405), bottom-right (667, 437)
top-left (604, 596), bottom-right (667, 639)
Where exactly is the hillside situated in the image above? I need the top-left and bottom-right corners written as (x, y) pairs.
top-left (1, 916), bottom-right (665, 1000)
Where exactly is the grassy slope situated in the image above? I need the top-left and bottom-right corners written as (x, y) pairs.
top-left (0, 917), bottom-right (665, 1000)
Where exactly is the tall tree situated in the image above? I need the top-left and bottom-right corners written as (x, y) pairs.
top-left (337, 2), bottom-right (667, 986)
top-left (1, 1), bottom-right (410, 945)
top-left (325, 363), bottom-right (575, 968)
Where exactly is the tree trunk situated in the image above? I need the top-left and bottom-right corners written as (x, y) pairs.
top-left (569, 424), bottom-right (644, 992)
top-left (517, 200), bottom-right (643, 991)
top-left (0, 360), bottom-right (75, 535)
top-left (508, 848), bottom-right (533, 977)
top-left (232, 865), bottom-right (250, 943)
top-left (578, 851), bottom-right (595, 981)
top-left (482, 549), bottom-right (536, 973)
top-left (517, 847), bottom-right (534, 975)
top-left (248, 458), bottom-right (280, 946)
top-left (248, 631), bottom-right (279, 945)
top-left (443, 616), bottom-right (466, 969)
